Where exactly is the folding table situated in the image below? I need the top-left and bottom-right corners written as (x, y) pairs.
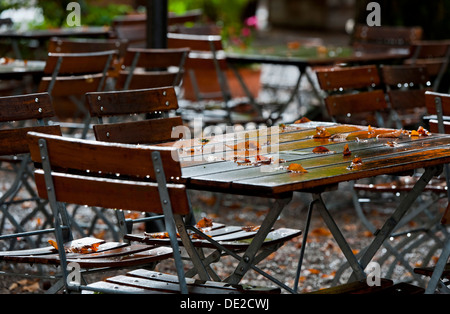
top-left (176, 121), bottom-right (450, 293)
top-left (226, 45), bottom-right (410, 122)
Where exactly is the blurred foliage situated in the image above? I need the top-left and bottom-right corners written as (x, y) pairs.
top-left (0, 0), bottom-right (133, 29)
top-left (169, 0), bottom-right (253, 42)
top-left (356, 0), bottom-right (450, 40)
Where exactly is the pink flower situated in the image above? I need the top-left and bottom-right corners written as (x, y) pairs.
top-left (245, 16), bottom-right (258, 28)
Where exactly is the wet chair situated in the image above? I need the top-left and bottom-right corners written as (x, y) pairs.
top-left (38, 50), bottom-right (117, 138)
top-left (86, 87), bottom-right (302, 291)
top-left (0, 93), bottom-right (61, 250)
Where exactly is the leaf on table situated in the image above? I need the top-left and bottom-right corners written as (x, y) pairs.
top-left (287, 163), bottom-right (308, 173)
top-left (343, 144), bottom-right (351, 156)
top-left (227, 140), bottom-right (260, 151)
top-left (313, 146), bottom-right (334, 154)
top-left (294, 117), bottom-right (311, 124)
top-left (313, 126), bottom-right (332, 139)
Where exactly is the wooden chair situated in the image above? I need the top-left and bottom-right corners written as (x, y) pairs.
top-left (168, 32), bottom-right (268, 127)
top-left (0, 93), bottom-right (61, 249)
top-left (115, 47), bottom-right (189, 91)
top-left (14, 131), bottom-right (282, 294)
top-left (380, 64), bottom-right (432, 129)
top-left (110, 14), bottom-right (147, 48)
top-left (404, 40), bottom-right (450, 92)
top-left (315, 64), bottom-right (389, 126)
top-left (38, 50), bottom-right (117, 138)
top-left (413, 91), bottom-right (450, 293)
top-left (351, 24), bottom-right (423, 53)
top-left (86, 87), bottom-right (301, 290)
top-left (47, 37), bottom-right (128, 57)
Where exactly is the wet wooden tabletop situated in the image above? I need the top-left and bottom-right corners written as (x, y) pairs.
top-left (176, 122), bottom-right (450, 197)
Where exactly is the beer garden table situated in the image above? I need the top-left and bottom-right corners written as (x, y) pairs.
top-left (225, 44), bottom-right (411, 122)
top-left (0, 26), bottom-right (112, 59)
top-left (171, 121), bottom-right (450, 293)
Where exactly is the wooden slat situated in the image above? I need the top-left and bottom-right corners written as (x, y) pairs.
top-left (0, 125), bottom-right (61, 156)
top-left (316, 65), bottom-right (380, 90)
top-left (94, 117), bottom-right (184, 144)
top-left (122, 47), bottom-right (189, 69)
top-left (38, 74), bottom-right (104, 97)
top-left (425, 91), bottom-right (450, 116)
top-left (27, 132), bottom-right (182, 180)
top-left (230, 145), bottom-right (450, 194)
top-left (116, 71), bottom-right (182, 90)
top-left (33, 170), bottom-right (191, 215)
top-left (0, 92), bottom-right (54, 122)
top-left (86, 87), bottom-right (179, 117)
top-left (43, 50), bottom-right (117, 75)
top-left (325, 90), bottom-right (388, 116)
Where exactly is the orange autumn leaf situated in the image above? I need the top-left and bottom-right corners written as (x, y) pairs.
top-left (196, 217), bottom-right (213, 228)
top-left (227, 140), bottom-right (260, 151)
top-left (287, 163), bottom-right (308, 173)
top-left (417, 126), bottom-right (431, 136)
top-left (343, 144), bottom-right (351, 156)
top-left (294, 117), bottom-right (311, 124)
top-left (310, 227), bottom-right (332, 237)
top-left (48, 239), bottom-right (58, 250)
top-left (287, 41), bottom-right (301, 50)
top-left (312, 146), bottom-right (331, 154)
top-left (308, 268), bottom-right (321, 275)
top-left (410, 130), bottom-right (420, 137)
top-left (313, 126), bottom-right (331, 139)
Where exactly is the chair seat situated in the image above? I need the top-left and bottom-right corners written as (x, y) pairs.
top-left (83, 268), bottom-right (281, 294)
top-left (125, 226), bottom-right (301, 250)
top-left (0, 236), bottom-right (173, 268)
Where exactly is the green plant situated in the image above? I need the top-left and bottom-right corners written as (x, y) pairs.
top-left (169, 0), bottom-right (252, 44)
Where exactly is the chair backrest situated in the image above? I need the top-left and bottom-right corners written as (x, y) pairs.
top-left (39, 50), bottom-right (117, 97)
top-left (85, 87), bottom-right (183, 144)
top-left (167, 32), bottom-right (230, 102)
top-left (48, 37), bottom-right (129, 57)
top-left (116, 47), bottom-right (189, 90)
top-left (352, 24), bottom-right (423, 52)
top-left (404, 40), bottom-right (450, 91)
top-left (111, 14), bottom-right (147, 48)
top-left (380, 64), bottom-right (431, 128)
top-left (316, 65), bottom-right (388, 126)
top-left (27, 132), bottom-right (188, 214)
top-left (168, 9), bottom-right (203, 26)
top-left (0, 93), bottom-right (61, 156)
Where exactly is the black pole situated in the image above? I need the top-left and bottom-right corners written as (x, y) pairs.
top-left (146, 0), bottom-right (168, 48)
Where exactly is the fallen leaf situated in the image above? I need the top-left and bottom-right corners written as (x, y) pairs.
top-left (287, 163), bottom-right (308, 173)
top-left (310, 227), bottom-right (332, 237)
top-left (313, 146), bottom-right (332, 154)
top-left (294, 117), bottom-right (311, 124)
top-left (313, 127), bottom-right (332, 139)
top-left (343, 144), bottom-right (351, 156)
top-left (196, 217), bottom-right (213, 228)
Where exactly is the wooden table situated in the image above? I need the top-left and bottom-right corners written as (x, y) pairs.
top-left (176, 121), bottom-right (450, 292)
top-left (226, 44), bottom-right (411, 122)
top-left (0, 26), bottom-right (111, 59)
top-left (0, 59), bottom-right (45, 80)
